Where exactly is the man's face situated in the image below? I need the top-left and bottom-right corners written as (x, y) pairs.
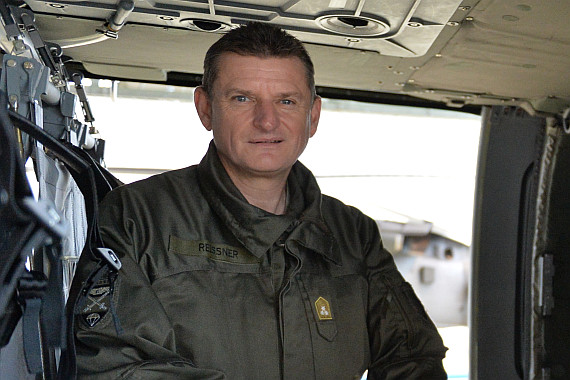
top-left (195, 53), bottom-right (321, 182)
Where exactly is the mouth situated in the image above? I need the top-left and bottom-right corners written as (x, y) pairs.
top-left (251, 139), bottom-right (283, 144)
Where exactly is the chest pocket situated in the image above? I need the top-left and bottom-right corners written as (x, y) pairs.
top-left (298, 274), bottom-right (338, 342)
top-left (297, 268), bottom-right (370, 378)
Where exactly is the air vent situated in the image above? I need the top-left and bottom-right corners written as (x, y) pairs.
top-left (180, 18), bottom-right (232, 33)
top-left (316, 15), bottom-right (389, 37)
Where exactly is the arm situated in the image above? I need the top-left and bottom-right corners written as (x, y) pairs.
top-left (73, 190), bottom-right (225, 380)
top-left (364, 219), bottom-right (448, 379)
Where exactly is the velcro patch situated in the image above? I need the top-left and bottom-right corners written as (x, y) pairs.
top-left (80, 277), bottom-right (111, 328)
top-left (168, 235), bottom-right (259, 265)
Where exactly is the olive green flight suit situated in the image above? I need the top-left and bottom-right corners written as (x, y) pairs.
top-left (74, 142), bottom-right (447, 379)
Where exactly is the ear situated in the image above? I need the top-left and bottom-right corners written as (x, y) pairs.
top-left (309, 96), bottom-right (321, 137)
top-left (194, 86), bottom-right (213, 131)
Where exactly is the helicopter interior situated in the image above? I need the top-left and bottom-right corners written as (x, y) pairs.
top-left (1, 0), bottom-right (569, 379)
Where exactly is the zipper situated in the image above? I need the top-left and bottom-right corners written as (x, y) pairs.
top-left (276, 247), bottom-right (301, 379)
top-left (382, 276), bottom-right (416, 351)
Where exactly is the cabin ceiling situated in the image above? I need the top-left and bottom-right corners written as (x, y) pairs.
top-left (12, 0), bottom-right (570, 115)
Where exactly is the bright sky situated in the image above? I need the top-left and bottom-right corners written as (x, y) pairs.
top-left (90, 95), bottom-right (481, 245)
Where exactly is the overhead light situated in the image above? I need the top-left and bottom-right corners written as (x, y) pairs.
top-left (180, 18), bottom-right (233, 33)
top-left (316, 15), bottom-right (390, 37)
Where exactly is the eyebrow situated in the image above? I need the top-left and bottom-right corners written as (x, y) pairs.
top-left (223, 88), bottom-right (303, 100)
top-left (223, 88), bottom-right (252, 97)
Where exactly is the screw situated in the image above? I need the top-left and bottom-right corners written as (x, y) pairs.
top-left (23, 61), bottom-right (34, 70)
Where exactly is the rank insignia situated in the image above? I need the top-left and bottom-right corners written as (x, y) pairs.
top-left (315, 296), bottom-right (333, 320)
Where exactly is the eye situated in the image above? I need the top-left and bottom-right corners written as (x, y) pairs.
top-left (235, 95), bottom-right (248, 102)
top-left (281, 99), bottom-right (294, 105)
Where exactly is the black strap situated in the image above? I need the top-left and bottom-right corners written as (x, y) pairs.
top-left (40, 244), bottom-right (66, 349)
top-left (17, 270), bottom-right (48, 375)
top-left (2, 90), bottom-right (121, 379)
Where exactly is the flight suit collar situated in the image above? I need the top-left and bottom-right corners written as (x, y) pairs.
top-left (197, 141), bottom-right (340, 265)
top-left (287, 161), bottom-right (342, 266)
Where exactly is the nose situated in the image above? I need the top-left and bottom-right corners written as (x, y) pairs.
top-left (253, 101), bottom-right (279, 131)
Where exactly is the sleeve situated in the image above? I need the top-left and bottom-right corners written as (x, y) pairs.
top-left (73, 189), bottom-right (226, 380)
top-left (363, 217), bottom-right (448, 379)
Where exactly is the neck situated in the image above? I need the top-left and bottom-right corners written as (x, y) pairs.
top-left (234, 176), bottom-right (288, 215)
top-left (222, 170), bottom-right (288, 215)
top-left (217, 153), bottom-right (291, 214)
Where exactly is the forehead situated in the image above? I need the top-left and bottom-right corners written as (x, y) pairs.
top-left (213, 53), bottom-right (310, 93)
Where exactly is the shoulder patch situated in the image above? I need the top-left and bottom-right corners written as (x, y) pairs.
top-left (80, 276), bottom-right (112, 328)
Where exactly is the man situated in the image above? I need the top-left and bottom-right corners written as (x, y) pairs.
top-left (73, 22), bottom-right (447, 379)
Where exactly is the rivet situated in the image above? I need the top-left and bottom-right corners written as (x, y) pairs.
top-left (465, 16), bottom-right (474, 21)
top-left (435, 53), bottom-right (443, 58)
top-left (459, 6), bottom-right (471, 11)
top-left (408, 22), bottom-right (422, 28)
top-left (6, 59), bottom-right (16, 67)
top-left (23, 61), bottom-right (34, 70)
top-left (447, 21), bottom-right (459, 26)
